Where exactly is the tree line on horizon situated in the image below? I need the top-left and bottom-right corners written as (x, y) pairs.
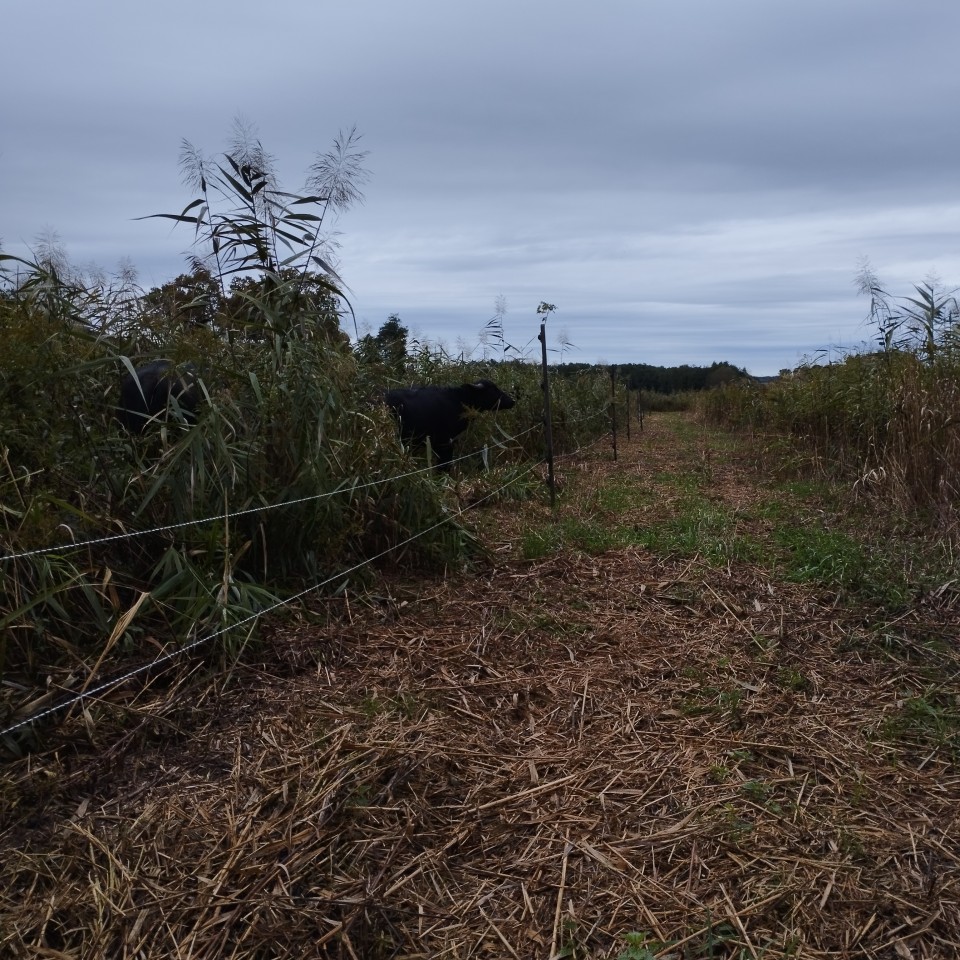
top-left (352, 314), bottom-right (750, 394)
top-left (550, 360), bottom-right (749, 393)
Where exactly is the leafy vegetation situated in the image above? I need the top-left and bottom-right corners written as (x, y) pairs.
top-left (0, 124), bottom-right (613, 743)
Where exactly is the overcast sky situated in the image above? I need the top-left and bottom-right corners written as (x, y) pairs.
top-left (4, 0), bottom-right (959, 375)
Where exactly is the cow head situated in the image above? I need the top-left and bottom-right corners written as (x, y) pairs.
top-left (463, 379), bottom-right (516, 412)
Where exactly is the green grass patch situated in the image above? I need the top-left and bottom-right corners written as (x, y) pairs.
top-left (773, 524), bottom-right (912, 606)
top-left (651, 470), bottom-right (703, 494)
top-left (879, 690), bottom-right (960, 756)
top-left (744, 471), bottom-right (942, 612)
top-left (521, 517), bottom-right (641, 559)
top-left (593, 477), bottom-right (657, 513)
top-left (635, 496), bottom-right (763, 566)
top-left (523, 410), bottom-right (952, 622)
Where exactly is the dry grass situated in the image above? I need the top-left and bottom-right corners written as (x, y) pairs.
top-left (2, 415), bottom-right (959, 959)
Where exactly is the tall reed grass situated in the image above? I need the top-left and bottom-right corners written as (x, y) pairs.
top-left (700, 277), bottom-right (960, 532)
top-left (0, 127), bottom-right (613, 742)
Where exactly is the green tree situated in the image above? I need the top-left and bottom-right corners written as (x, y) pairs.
top-left (141, 265), bottom-right (223, 332)
top-left (357, 314), bottom-right (409, 374)
top-left (224, 269), bottom-right (347, 344)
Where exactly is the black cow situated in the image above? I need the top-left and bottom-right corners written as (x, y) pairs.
top-left (384, 379), bottom-right (516, 469)
top-left (117, 359), bottom-right (200, 434)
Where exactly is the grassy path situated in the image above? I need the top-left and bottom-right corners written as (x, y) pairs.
top-left (2, 414), bottom-right (959, 958)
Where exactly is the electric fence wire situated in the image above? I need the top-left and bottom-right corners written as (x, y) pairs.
top-left (0, 457), bottom-right (548, 738)
top-left (553, 407), bottom-right (611, 428)
top-left (553, 425), bottom-right (616, 463)
top-left (1, 422), bottom-right (547, 563)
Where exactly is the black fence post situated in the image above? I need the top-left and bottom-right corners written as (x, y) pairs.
top-left (625, 386), bottom-right (631, 441)
top-left (539, 322), bottom-right (556, 509)
top-left (609, 365), bottom-right (618, 462)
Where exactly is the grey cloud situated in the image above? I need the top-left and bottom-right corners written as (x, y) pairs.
top-left (3, 0), bottom-right (959, 376)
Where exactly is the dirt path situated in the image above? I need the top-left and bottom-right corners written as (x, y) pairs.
top-left (3, 415), bottom-right (959, 959)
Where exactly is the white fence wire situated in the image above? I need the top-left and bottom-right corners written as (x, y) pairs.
top-left (1, 403), bottom-right (617, 738)
top-left (0, 457), bottom-right (550, 738)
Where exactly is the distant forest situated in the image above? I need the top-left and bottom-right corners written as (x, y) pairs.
top-left (355, 315), bottom-right (751, 394)
top-left (553, 361), bottom-right (749, 394)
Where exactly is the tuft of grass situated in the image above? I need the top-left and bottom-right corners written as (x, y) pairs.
top-left (772, 523), bottom-right (913, 607)
top-left (635, 496), bottom-right (762, 567)
top-left (614, 932), bottom-right (663, 960)
top-left (776, 667), bottom-right (812, 692)
top-left (880, 690), bottom-right (960, 756)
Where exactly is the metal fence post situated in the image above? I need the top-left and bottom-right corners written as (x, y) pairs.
top-left (609, 365), bottom-right (618, 461)
top-left (539, 322), bottom-right (556, 508)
